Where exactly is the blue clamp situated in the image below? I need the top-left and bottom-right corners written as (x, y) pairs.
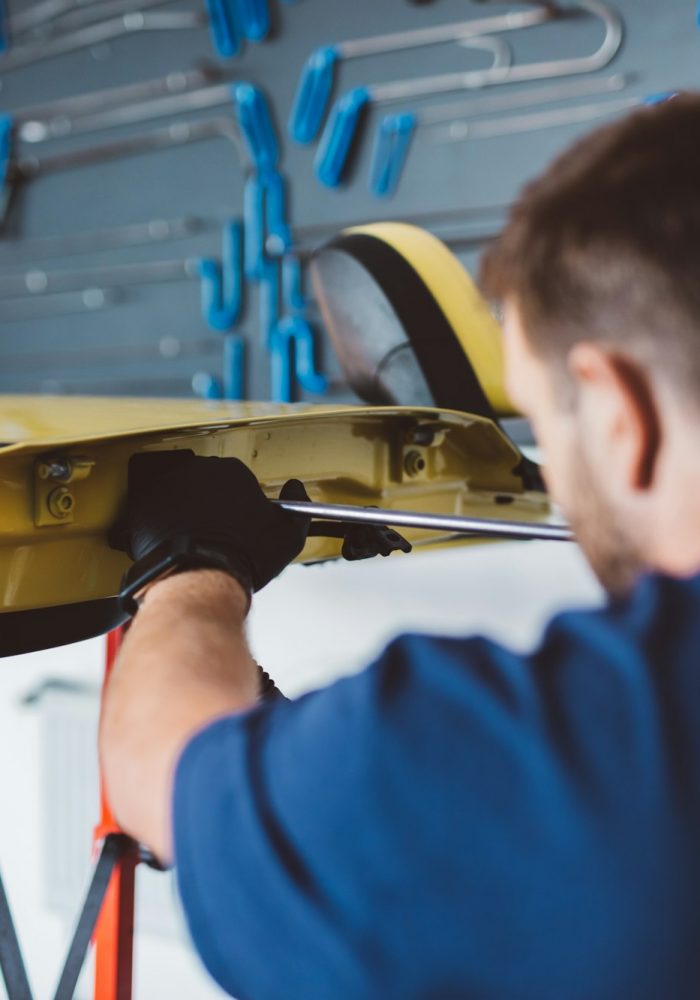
top-left (0, 115), bottom-right (12, 206)
top-left (259, 259), bottom-right (281, 348)
top-left (370, 112), bottom-right (417, 199)
top-left (270, 315), bottom-right (327, 402)
top-left (197, 220), bottom-right (244, 331)
top-left (314, 86), bottom-right (371, 188)
top-left (233, 82), bottom-right (279, 172)
top-left (243, 169), bottom-right (290, 282)
top-left (289, 46), bottom-right (339, 144)
top-left (223, 333), bottom-right (246, 399)
top-left (234, 0), bottom-right (270, 41)
top-left (192, 371), bottom-right (224, 400)
top-left (0, 1), bottom-right (8, 54)
top-left (205, 0), bottom-right (241, 58)
top-left (643, 91), bottom-right (677, 106)
top-left (282, 255), bottom-right (306, 313)
top-left (243, 172), bottom-right (265, 281)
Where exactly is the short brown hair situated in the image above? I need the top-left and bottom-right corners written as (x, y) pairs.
top-left (480, 93), bottom-right (700, 403)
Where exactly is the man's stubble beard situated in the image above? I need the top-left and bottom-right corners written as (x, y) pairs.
top-left (565, 436), bottom-right (647, 598)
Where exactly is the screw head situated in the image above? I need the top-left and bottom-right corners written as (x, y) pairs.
top-left (404, 450), bottom-right (427, 477)
top-left (47, 486), bottom-right (74, 519)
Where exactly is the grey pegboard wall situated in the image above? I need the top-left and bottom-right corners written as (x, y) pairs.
top-left (0, 0), bottom-right (695, 401)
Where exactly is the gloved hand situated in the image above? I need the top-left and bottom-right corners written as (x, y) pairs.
top-left (110, 450), bottom-right (310, 595)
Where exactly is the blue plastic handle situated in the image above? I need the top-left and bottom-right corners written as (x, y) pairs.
top-left (0, 116), bottom-right (12, 198)
top-left (270, 316), bottom-right (327, 401)
top-left (234, 0), bottom-right (269, 41)
top-left (223, 333), bottom-right (246, 399)
top-left (0, 1), bottom-right (8, 54)
top-left (263, 169), bottom-right (292, 253)
top-left (644, 91), bottom-right (677, 106)
top-left (192, 371), bottom-right (224, 400)
top-left (369, 112), bottom-right (417, 199)
top-left (243, 170), bottom-right (290, 282)
top-left (197, 219), bottom-right (244, 331)
top-left (289, 46), bottom-right (339, 144)
top-left (269, 320), bottom-right (293, 402)
top-left (243, 173), bottom-right (264, 281)
top-left (314, 87), bottom-right (371, 188)
top-left (260, 260), bottom-right (281, 349)
top-left (233, 82), bottom-right (279, 171)
top-left (291, 316), bottom-right (328, 394)
top-left (282, 256), bottom-right (306, 312)
top-left (205, 0), bottom-right (240, 58)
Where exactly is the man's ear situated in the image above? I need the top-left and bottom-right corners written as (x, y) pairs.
top-left (567, 343), bottom-right (661, 491)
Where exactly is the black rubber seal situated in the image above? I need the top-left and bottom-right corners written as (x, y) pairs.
top-left (323, 232), bottom-right (496, 420)
top-left (0, 597), bottom-right (128, 657)
top-left (320, 233), bottom-right (544, 491)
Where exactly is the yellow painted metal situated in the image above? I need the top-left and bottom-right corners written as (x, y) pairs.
top-left (0, 395), bottom-right (553, 614)
top-left (345, 222), bottom-right (516, 417)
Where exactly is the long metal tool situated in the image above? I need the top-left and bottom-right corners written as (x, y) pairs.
top-left (10, 0), bottom-right (102, 38)
top-left (0, 215), bottom-right (210, 263)
top-left (370, 71), bottom-right (631, 197)
top-left (275, 499), bottom-right (573, 542)
top-left (430, 92), bottom-right (662, 143)
top-left (315, 0), bottom-right (623, 188)
top-left (21, 80), bottom-right (243, 142)
top-left (10, 0), bottom-right (171, 39)
top-left (0, 10), bottom-right (205, 72)
top-left (13, 116), bottom-right (245, 180)
top-left (13, 63), bottom-right (224, 131)
top-left (289, 0), bottom-right (559, 142)
top-left (18, 0), bottom-right (175, 38)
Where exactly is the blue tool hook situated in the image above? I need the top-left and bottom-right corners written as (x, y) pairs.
top-left (369, 112), bottom-right (417, 199)
top-left (270, 315), bottom-right (327, 402)
top-left (234, 0), bottom-right (270, 41)
top-left (0, 115), bottom-right (12, 224)
top-left (0, 0), bottom-right (8, 54)
top-left (282, 255), bottom-right (306, 313)
top-left (205, 0), bottom-right (241, 58)
top-left (289, 46), bottom-right (339, 144)
top-left (243, 168), bottom-right (291, 281)
top-left (197, 219), bottom-right (244, 331)
top-left (223, 332), bottom-right (246, 399)
top-left (192, 371), bottom-right (224, 400)
top-left (233, 82), bottom-right (280, 172)
top-left (259, 257), bottom-right (281, 348)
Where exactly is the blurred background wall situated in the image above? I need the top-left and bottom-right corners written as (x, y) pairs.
top-left (0, 1), bottom-right (694, 997)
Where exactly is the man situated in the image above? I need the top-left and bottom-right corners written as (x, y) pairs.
top-left (101, 95), bottom-right (700, 998)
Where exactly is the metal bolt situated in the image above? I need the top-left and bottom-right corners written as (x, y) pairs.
top-left (47, 487), bottom-right (74, 519)
top-left (37, 460), bottom-right (71, 481)
top-left (404, 450), bottom-right (427, 477)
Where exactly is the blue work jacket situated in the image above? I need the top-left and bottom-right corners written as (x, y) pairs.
top-left (174, 571), bottom-right (700, 999)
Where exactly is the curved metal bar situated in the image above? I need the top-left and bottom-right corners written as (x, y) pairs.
top-left (468, 0), bottom-right (624, 86)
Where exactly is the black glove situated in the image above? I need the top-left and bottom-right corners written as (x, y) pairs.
top-left (110, 451), bottom-right (310, 596)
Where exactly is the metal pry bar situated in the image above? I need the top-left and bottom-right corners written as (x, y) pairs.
top-left (274, 500), bottom-right (573, 542)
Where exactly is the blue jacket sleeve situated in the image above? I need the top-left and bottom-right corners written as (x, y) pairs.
top-left (173, 575), bottom-right (700, 1000)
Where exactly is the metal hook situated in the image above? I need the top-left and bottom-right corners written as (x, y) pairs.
top-left (197, 219), bottom-right (244, 331)
top-left (243, 168), bottom-right (290, 281)
top-left (223, 332), bottom-right (246, 399)
top-left (282, 255), bottom-right (306, 313)
top-left (270, 315), bottom-right (327, 402)
top-left (316, 0), bottom-right (622, 189)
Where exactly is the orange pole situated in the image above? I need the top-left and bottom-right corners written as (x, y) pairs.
top-left (93, 627), bottom-right (138, 1000)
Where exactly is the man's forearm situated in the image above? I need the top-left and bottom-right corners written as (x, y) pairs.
top-left (100, 569), bottom-right (259, 863)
